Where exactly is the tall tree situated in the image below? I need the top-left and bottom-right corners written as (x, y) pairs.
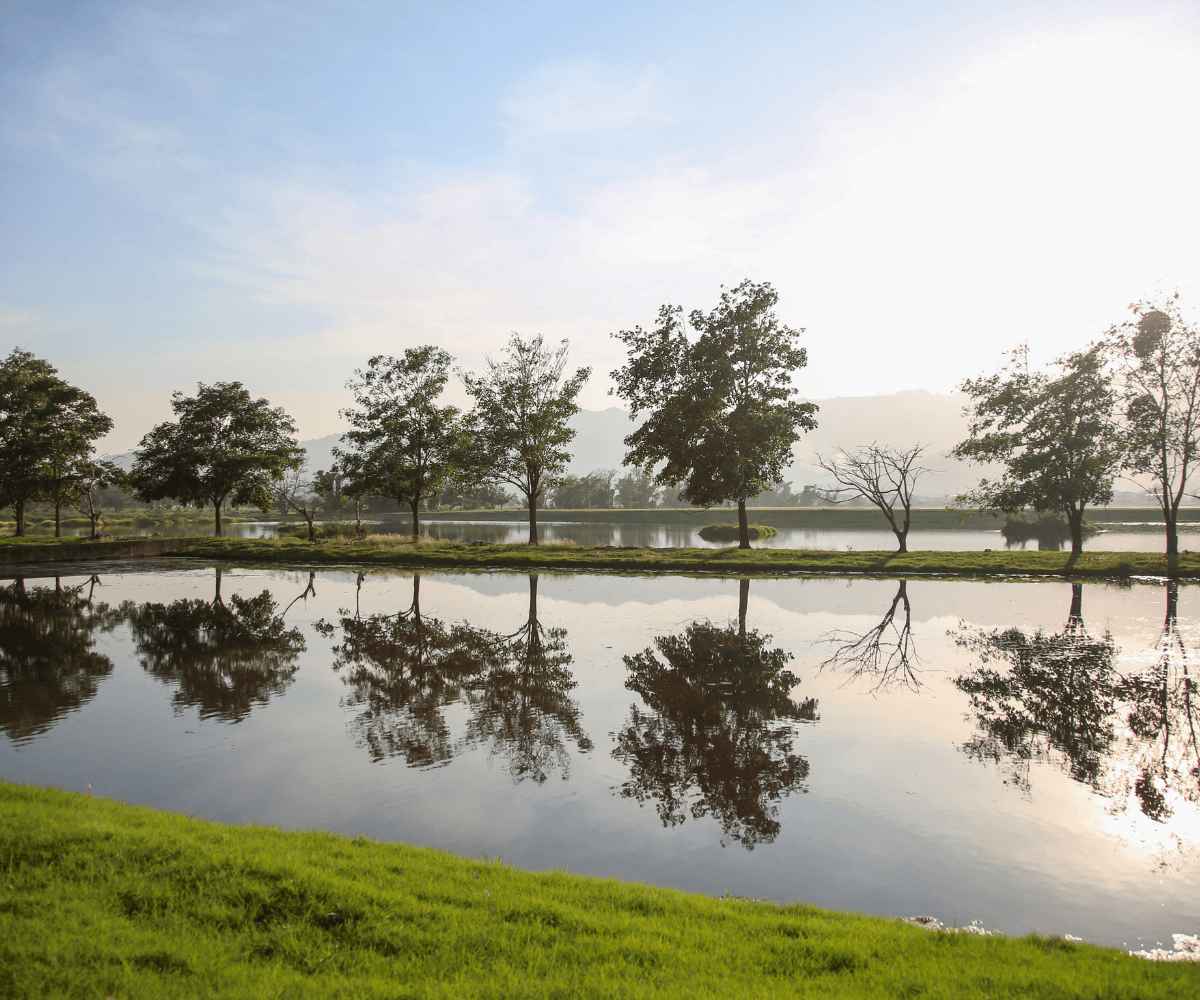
top-left (615, 466), bottom-right (660, 508)
top-left (0, 349), bottom-right (111, 536)
top-left (336, 348), bottom-right (469, 539)
top-left (37, 377), bottom-right (114, 538)
top-left (130, 382), bottom-right (302, 536)
top-left (461, 334), bottom-right (590, 545)
top-left (817, 444), bottom-right (927, 552)
top-left (612, 280), bottom-right (818, 549)
top-left (953, 346), bottom-right (1122, 556)
top-left (1104, 296), bottom-right (1200, 560)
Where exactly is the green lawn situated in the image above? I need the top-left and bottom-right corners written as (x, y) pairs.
top-left (0, 781), bottom-right (1193, 998)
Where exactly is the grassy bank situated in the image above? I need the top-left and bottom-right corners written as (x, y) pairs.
top-left (1, 781), bottom-right (1192, 998)
top-left (169, 536), bottom-right (1200, 580)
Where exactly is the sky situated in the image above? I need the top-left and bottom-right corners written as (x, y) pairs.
top-left (3, 0), bottom-right (1199, 451)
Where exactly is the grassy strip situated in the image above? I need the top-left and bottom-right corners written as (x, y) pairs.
top-left (169, 536), bottom-right (1200, 580)
top-left (1, 781), bottom-right (1192, 999)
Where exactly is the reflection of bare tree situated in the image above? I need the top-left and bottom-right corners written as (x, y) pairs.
top-left (953, 584), bottom-right (1119, 793)
top-left (613, 579), bottom-right (818, 849)
top-left (820, 580), bottom-right (920, 692)
top-left (0, 576), bottom-right (119, 743)
top-left (1113, 582), bottom-right (1199, 822)
top-left (465, 575), bottom-right (592, 783)
top-left (123, 568), bottom-right (305, 722)
top-left (316, 574), bottom-right (503, 767)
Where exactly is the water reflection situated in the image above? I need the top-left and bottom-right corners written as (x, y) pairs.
top-left (316, 575), bottom-right (504, 767)
top-left (613, 579), bottom-right (819, 848)
top-left (0, 576), bottom-right (119, 744)
top-left (122, 568), bottom-right (306, 722)
top-left (953, 583), bottom-right (1200, 822)
top-left (820, 580), bottom-right (921, 692)
top-left (464, 575), bottom-right (593, 783)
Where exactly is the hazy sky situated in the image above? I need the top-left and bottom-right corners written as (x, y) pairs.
top-left (3, 1), bottom-right (1199, 450)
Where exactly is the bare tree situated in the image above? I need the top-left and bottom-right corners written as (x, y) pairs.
top-left (273, 465), bottom-right (321, 542)
top-left (817, 443), bottom-right (928, 552)
top-left (819, 580), bottom-right (921, 692)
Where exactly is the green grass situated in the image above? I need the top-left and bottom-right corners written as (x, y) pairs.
top-left (1, 781), bottom-right (1192, 999)
top-left (168, 536), bottom-right (1200, 580)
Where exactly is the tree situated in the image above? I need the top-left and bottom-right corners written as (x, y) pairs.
top-left (820, 580), bottom-right (921, 691)
top-left (273, 464), bottom-right (324, 542)
top-left (1104, 296), bottom-right (1200, 561)
top-left (76, 460), bottom-right (127, 539)
top-left (336, 348), bottom-right (470, 539)
top-left (817, 444), bottom-right (928, 552)
top-left (551, 469), bottom-right (615, 509)
top-left (0, 349), bottom-right (112, 536)
top-left (615, 466), bottom-right (659, 508)
top-left (130, 382), bottom-right (302, 536)
top-left (953, 346), bottom-right (1122, 557)
top-left (461, 334), bottom-right (590, 544)
top-left (612, 280), bottom-right (818, 549)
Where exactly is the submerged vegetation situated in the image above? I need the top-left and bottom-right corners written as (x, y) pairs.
top-left (2, 780), bottom-right (1195, 999)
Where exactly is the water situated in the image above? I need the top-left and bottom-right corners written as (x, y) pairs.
top-left (1, 563), bottom-right (1196, 948)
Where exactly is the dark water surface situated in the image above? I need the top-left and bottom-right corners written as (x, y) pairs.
top-left (2, 564), bottom-right (1197, 948)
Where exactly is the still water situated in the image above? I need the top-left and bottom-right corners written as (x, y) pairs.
top-left (2, 563), bottom-right (1196, 948)
top-left (234, 516), bottom-right (1189, 553)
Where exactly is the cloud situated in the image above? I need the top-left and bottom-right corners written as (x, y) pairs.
top-left (500, 59), bottom-right (668, 137)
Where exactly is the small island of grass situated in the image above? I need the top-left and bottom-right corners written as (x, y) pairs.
top-left (697, 523), bottom-right (778, 543)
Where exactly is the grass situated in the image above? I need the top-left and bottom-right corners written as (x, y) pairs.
top-left (1, 781), bottom-right (1193, 999)
top-left (166, 536), bottom-right (1200, 580)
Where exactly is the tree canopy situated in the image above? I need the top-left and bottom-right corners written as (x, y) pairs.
top-left (130, 382), bottom-right (302, 536)
top-left (612, 280), bottom-right (818, 548)
top-left (461, 334), bottom-right (590, 544)
top-left (336, 348), bottom-right (470, 538)
top-left (953, 346), bottom-right (1121, 555)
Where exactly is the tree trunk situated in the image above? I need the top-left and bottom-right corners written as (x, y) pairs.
top-left (738, 577), bottom-right (749, 642)
top-left (1165, 511), bottom-right (1179, 564)
top-left (214, 500), bottom-right (223, 537)
top-left (54, 497), bottom-right (62, 538)
top-left (412, 574), bottom-right (421, 618)
top-left (90, 512), bottom-right (100, 539)
top-left (306, 513), bottom-right (316, 543)
top-left (894, 526), bottom-right (908, 553)
top-left (14, 499), bottom-right (24, 537)
top-left (1067, 509), bottom-right (1084, 558)
top-left (528, 574), bottom-right (539, 621)
top-left (528, 497), bottom-right (539, 545)
top-left (410, 500), bottom-right (420, 540)
top-left (1069, 582), bottom-right (1083, 623)
top-left (737, 498), bottom-right (750, 549)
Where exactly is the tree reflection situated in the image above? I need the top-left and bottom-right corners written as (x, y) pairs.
top-left (316, 574), bottom-right (504, 767)
top-left (464, 575), bottom-right (593, 783)
top-left (1113, 582), bottom-right (1199, 822)
top-left (953, 584), bottom-right (1119, 793)
top-left (613, 579), bottom-right (818, 848)
top-left (954, 582), bottom-right (1200, 825)
top-left (0, 576), bottom-right (119, 743)
top-left (123, 568), bottom-right (305, 722)
top-left (820, 580), bottom-right (921, 692)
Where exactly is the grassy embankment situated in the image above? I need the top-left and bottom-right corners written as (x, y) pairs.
top-left (1, 781), bottom-right (1193, 999)
top-left (0, 533), bottom-right (1198, 578)
top-left (168, 536), bottom-right (1199, 579)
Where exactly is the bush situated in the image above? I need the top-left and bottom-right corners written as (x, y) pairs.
top-left (698, 524), bottom-right (778, 543)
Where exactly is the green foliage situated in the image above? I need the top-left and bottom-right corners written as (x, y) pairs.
top-left (616, 466), bottom-right (660, 508)
top-left (698, 524), bottom-right (778, 542)
top-left (0, 348), bottom-right (113, 535)
top-left (336, 348), bottom-right (471, 533)
top-left (130, 382), bottom-right (302, 535)
top-left (612, 281), bottom-right (819, 513)
top-left (551, 469), bottom-right (616, 508)
top-left (954, 346), bottom-right (1121, 554)
top-left (462, 334), bottom-right (590, 542)
top-left (2, 780), bottom-right (1195, 998)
